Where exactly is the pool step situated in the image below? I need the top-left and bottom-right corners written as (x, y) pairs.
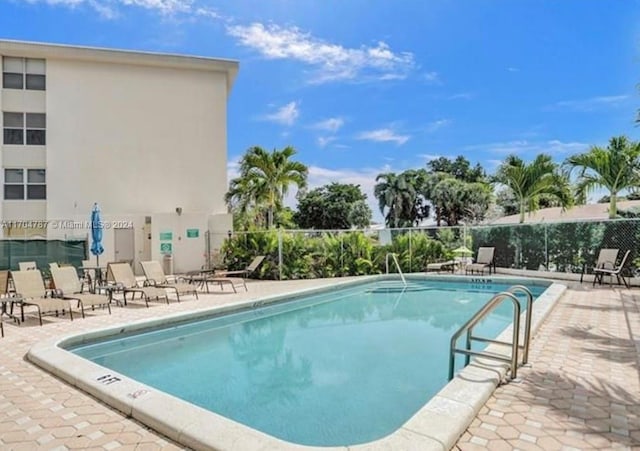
top-left (368, 283), bottom-right (432, 293)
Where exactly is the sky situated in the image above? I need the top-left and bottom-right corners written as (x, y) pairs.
top-left (2, 0), bottom-right (640, 222)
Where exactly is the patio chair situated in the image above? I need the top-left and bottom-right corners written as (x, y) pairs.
top-left (579, 249), bottom-right (619, 283)
top-left (50, 266), bottom-right (111, 318)
top-left (593, 250), bottom-right (631, 288)
top-left (18, 261), bottom-right (37, 271)
top-left (215, 255), bottom-right (265, 279)
top-left (140, 260), bottom-right (198, 302)
top-left (106, 262), bottom-right (169, 307)
top-left (0, 270), bottom-right (22, 330)
top-left (10, 270), bottom-right (73, 325)
top-left (465, 247), bottom-right (496, 275)
top-left (425, 260), bottom-right (457, 273)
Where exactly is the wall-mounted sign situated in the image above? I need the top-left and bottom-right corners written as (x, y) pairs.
top-left (160, 243), bottom-right (172, 253)
top-left (160, 231), bottom-right (173, 241)
top-left (186, 228), bottom-right (199, 238)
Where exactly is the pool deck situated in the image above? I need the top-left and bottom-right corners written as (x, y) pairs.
top-left (0, 278), bottom-right (638, 450)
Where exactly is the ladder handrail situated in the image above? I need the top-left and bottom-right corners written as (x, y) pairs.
top-left (506, 285), bottom-right (533, 364)
top-left (449, 291), bottom-right (521, 380)
top-left (448, 285), bottom-right (534, 381)
top-left (385, 253), bottom-right (407, 287)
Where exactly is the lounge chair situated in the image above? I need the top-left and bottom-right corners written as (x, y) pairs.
top-left (186, 270), bottom-right (247, 293)
top-left (465, 247), bottom-right (496, 275)
top-left (0, 270), bottom-right (9, 337)
top-left (593, 250), bottom-right (631, 288)
top-left (106, 262), bottom-right (169, 307)
top-left (50, 266), bottom-right (111, 318)
top-left (426, 260), bottom-right (457, 273)
top-left (215, 255), bottom-right (265, 279)
top-left (10, 270), bottom-right (73, 325)
top-left (18, 261), bottom-right (37, 271)
top-left (140, 260), bottom-right (198, 301)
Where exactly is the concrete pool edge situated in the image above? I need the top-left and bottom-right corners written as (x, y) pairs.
top-left (27, 276), bottom-right (566, 451)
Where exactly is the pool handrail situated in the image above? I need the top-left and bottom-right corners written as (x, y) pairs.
top-left (506, 285), bottom-right (533, 364)
top-left (448, 291), bottom-right (523, 381)
top-left (385, 253), bottom-right (407, 287)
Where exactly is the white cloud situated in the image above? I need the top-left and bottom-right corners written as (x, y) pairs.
top-left (425, 119), bottom-right (451, 133)
top-left (465, 139), bottom-right (589, 155)
top-left (547, 95), bottom-right (629, 112)
top-left (311, 117), bottom-right (344, 133)
top-left (262, 101), bottom-right (300, 126)
top-left (317, 136), bottom-right (336, 148)
top-left (226, 23), bottom-right (415, 83)
top-left (357, 128), bottom-right (410, 146)
top-left (448, 92), bottom-right (474, 100)
top-left (423, 71), bottom-right (441, 84)
top-left (226, 155), bottom-right (241, 182)
top-left (18, 0), bottom-right (209, 18)
top-left (417, 153), bottom-right (441, 162)
top-left (507, 67), bottom-right (519, 72)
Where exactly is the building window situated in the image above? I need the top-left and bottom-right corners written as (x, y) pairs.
top-left (3, 169), bottom-right (46, 200)
top-left (2, 57), bottom-right (46, 90)
top-left (3, 112), bottom-right (46, 145)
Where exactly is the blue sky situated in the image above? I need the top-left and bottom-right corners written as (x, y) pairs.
top-left (2, 0), bottom-right (640, 221)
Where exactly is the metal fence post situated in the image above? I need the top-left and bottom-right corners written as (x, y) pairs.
top-left (278, 228), bottom-right (283, 280)
top-left (409, 228), bottom-right (412, 272)
top-left (544, 224), bottom-right (549, 270)
top-left (340, 232), bottom-right (344, 276)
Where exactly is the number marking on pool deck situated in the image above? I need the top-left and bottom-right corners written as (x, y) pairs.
top-left (96, 374), bottom-right (121, 385)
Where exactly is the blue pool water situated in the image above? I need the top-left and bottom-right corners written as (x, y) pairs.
top-left (68, 279), bottom-right (548, 446)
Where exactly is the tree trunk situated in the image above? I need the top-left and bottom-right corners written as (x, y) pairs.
top-left (519, 201), bottom-right (526, 223)
top-left (609, 193), bottom-right (617, 219)
top-left (267, 207), bottom-right (274, 229)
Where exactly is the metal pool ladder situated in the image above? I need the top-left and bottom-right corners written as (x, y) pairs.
top-left (448, 285), bottom-right (533, 381)
top-left (385, 253), bottom-right (407, 287)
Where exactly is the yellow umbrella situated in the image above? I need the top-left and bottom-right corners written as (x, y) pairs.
top-left (453, 246), bottom-right (473, 256)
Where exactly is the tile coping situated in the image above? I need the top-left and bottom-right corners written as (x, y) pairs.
top-left (27, 275), bottom-right (567, 451)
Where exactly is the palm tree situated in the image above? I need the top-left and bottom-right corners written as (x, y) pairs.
top-left (494, 154), bottom-right (573, 223)
top-left (226, 146), bottom-right (308, 228)
top-left (565, 136), bottom-right (640, 219)
top-left (374, 172), bottom-right (420, 227)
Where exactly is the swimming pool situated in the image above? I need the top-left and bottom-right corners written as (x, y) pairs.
top-left (65, 278), bottom-right (546, 446)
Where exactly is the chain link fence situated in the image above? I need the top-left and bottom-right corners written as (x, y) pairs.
top-left (207, 218), bottom-right (639, 281)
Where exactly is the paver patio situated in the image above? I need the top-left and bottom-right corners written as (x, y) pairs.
top-left (0, 278), bottom-right (638, 450)
top-left (456, 284), bottom-right (640, 450)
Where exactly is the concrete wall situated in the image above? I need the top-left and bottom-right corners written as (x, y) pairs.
top-left (45, 59), bottom-right (229, 217)
top-left (0, 41), bottom-right (238, 270)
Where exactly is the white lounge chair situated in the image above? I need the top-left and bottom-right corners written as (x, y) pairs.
top-left (106, 262), bottom-right (169, 307)
top-left (426, 260), bottom-right (457, 273)
top-left (215, 255), bottom-right (265, 279)
top-left (18, 261), bottom-right (37, 271)
top-left (10, 270), bottom-right (73, 325)
top-left (140, 260), bottom-right (198, 302)
top-left (50, 266), bottom-right (111, 317)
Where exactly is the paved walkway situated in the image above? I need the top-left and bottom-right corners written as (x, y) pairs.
top-left (0, 280), bottom-right (638, 450)
top-left (456, 285), bottom-right (640, 450)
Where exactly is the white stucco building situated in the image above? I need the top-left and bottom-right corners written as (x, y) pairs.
top-left (0, 40), bottom-right (238, 272)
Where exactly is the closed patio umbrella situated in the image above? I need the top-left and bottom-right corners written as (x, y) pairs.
top-left (90, 203), bottom-right (104, 266)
